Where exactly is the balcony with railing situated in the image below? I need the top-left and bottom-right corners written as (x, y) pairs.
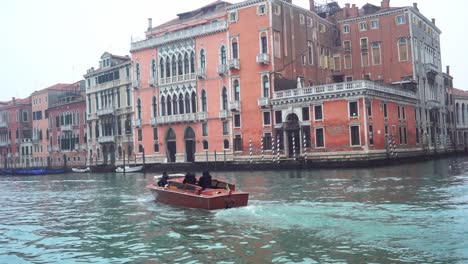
top-left (155, 112), bottom-right (207, 124)
top-left (229, 100), bottom-right (241, 112)
top-left (256, 53), bottom-right (270, 65)
top-left (98, 136), bottom-right (115, 144)
top-left (196, 68), bottom-right (207, 79)
top-left (0, 140), bottom-right (10, 147)
top-left (228, 59), bottom-right (240, 70)
top-left (258, 97), bottom-right (271, 108)
top-left (61, 124), bottom-right (73, 131)
top-left (0, 121), bottom-right (8, 128)
top-left (131, 21), bottom-right (228, 51)
top-left (217, 64), bottom-right (228, 75)
top-left (97, 106), bottom-right (115, 116)
top-left (219, 110), bottom-right (229, 119)
top-left (198, 112), bottom-right (208, 121)
top-left (274, 80), bottom-right (417, 101)
top-left (133, 79), bottom-right (140, 89)
top-left (133, 119), bottom-right (142, 128)
top-left (149, 77), bottom-right (157, 87)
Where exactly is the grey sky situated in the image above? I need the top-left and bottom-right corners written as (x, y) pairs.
top-left (1, 0), bottom-right (466, 101)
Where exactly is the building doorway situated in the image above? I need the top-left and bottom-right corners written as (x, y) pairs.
top-left (285, 113), bottom-right (300, 158)
top-left (166, 128), bottom-right (177, 163)
top-left (184, 127), bottom-right (196, 162)
top-left (109, 144), bottom-right (115, 164)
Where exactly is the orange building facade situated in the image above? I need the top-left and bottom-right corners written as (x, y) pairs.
top-left (128, 0), bottom-right (445, 164)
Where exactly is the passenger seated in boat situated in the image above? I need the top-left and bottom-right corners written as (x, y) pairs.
top-left (198, 171), bottom-right (212, 190)
top-left (157, 172), bottom-right (169, 187)
top-left (183, 173), bottom-right (197, 185)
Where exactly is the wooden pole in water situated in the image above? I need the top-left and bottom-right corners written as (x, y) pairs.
top-left (123, 149), bottom-right (126, 175)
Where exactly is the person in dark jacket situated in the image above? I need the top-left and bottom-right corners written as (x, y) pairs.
top-left (157, 172), bottom-right (169, 187)
top-left (183, 173), bottom-right (197, 185)
top-left (198, 171), bottom-right (212, 189)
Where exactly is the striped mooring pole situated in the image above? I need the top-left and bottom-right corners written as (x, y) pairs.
top-left (272, 135), bottom-right (276, 163)
top-left (249, 137), bottom-right (253, 164)
top-left (276, 135), bottom-right (281, 164)
top-left (261, 136), bottom-right (264, 161)
top-left (292, 133), bottom-right (297, 161)
top-left (303, 133), bottom-right (307, 161)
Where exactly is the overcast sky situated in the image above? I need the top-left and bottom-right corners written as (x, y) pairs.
top-left (1, 0), bottom-right (466, 100)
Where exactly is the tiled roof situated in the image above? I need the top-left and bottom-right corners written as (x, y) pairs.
top-left (31, 83), bottom-right (74, 95)
top-left (452, 88), bottom-right (468, 97)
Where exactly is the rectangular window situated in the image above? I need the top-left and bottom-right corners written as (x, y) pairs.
top-left (308, 41), bottom-right (313, 65)
top-left (138, 129), bottom-right (142, 141)
top-left (359, 21), bottom-right (367, 31)
top-left (399, 127), bottom-right (403, 144)
top-left (370, 20), bottom-right (379, 29)
top-left (333, 56), bottom-right (341, 71)
top-left (350, 126), bottom-right (361, 146)
top-left (272, 4), bottom-right (281, 15)
top-left (154, 143), bottom-right (159, 152)
top-left (153, 128), bottom-right (158, 141)
top-left (261, 35), bottom-right (268, 54)
top-left (344, 40), bottom-right (351, 51)
top-left (306, 17), bottom-right (312, 27)
top-left (301, 54), bottom-right (306, 65)
top-left (234, 135), bottom-right (243, 151)
top-left (315, 128), bottom-right (324, 148)
top-left (299, 14), bottom-right (305, 24)
top-left (264, 133), bottom-right (272, 150)
top-left (349, 101), bottom-right (358, 117)
top-left (404, 127), bottom-right (408, 144)
top-left (398, 106), bottom-right (401, 119)
top-left (383, 103), bottom-right (388, 118)
top-left (314, 105), bottom-right (323, 121)
top-left (385, 125), bottom-right (388, 136)
top-left (229, 12), bottom-right (238, 22)
top-left (343, 24), bottom-right (350, 33)
top-left (223, 121), bottom-right (228, 135)
top-left (367, 101), bottom-right (372, 117)
top-left (396, 15), bottom-right (406, 25)
top-left (232, 42), bottom-right (239, 59)
top-left (202, 123), bottom-right (208, 136)
top-left (258, 4), bottom-right (266, 15)
top-left (369, 125), bottom-right (374, 145)
top-left (360, 38), bottom-right (368, 49)
top-left (344, 55), bottom-right (352, 69)
top-left (361, 52), bottom-right (369, 67)
top-left (398, 38), bottom-right (408, 61)
top-left (302, 107), bottom-right (310, 121)
top-left (371, 42), bottom-right (381, 65)
top-left (275, 110), bottom-right (282, 124)
top-left (346, 76), bottom-right (353, 82)
top-left (402, 106), bottom-right (406, 120)
top-left (234, 114), bottom-right (241, 128)
top-left (263, 112), bottom-right (271, 126)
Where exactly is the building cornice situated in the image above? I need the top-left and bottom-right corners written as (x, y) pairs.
top-left (337, 7), bottom-right (407, 24)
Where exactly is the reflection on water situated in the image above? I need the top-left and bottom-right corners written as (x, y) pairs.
top-left (0, 157), bottom-right (467, 263)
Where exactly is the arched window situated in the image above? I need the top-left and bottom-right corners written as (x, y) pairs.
top-left (167, 95), bottom-right (172, 116)
top-left (165, 56), bottom-right (170, 77)
top-left (200, 49), bottom-right (206, 69)
top-left (262, 75), bottom-right (270, 97)
top-left (398, 38), bottom-right (408, 61)
top-left (222, 87), bottom-right (228, 110)
top-left (135, 63), bottom-right (140, 81)
top-left (220, 46), bottom-right (226, 65)
top-left (171, 55), bottom-right (177, 77)
top-left (177, 54), bottom-right (183, 75)
top-left (152, 96), bottom-right (157, 117)
top-left (232, 38), bottom-right (239, 59)
top-left (185, 93), bottom-right (190, 113)
top-left (201, 90), bottom-right (207, 112)
top-left (191, 92), bottom-right (197, 113)
top-left (179, 94), bottom-right (184, 114)
top-left (233, 80), bottom-right (240, 101)
top-left (190, 51), bottom-right (195, 73)
top-left (173, 95), bottom-right (178, 115)
top-left (159, 58), bottom-right (164, 79)
top-left (161, 96), bottom-right (166, 116)
top-left (137, 98), bottom-right (142, 119)
top-left (184, 53), bottom-right (189, 74)
top-left (151, 59), bottom-right (156, 78)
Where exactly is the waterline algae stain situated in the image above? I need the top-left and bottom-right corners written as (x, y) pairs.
top-left (0, 157), bottom-right (467, 263)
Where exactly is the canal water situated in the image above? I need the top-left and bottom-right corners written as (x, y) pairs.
top-left (1, 158), bottom-right (467, 263)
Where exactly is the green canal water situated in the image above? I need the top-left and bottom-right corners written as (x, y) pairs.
top-left (1, 157), bottom-right (467, 263)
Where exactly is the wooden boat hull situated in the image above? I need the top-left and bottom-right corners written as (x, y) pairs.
top-left (72, 168), bottom-right (90, 173)
top-left (147, 185), bottom-right (249, 210)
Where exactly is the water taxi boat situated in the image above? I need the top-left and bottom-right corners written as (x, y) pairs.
top-left (116, 165), bottom-right (143, 173)
top-left (146, 174), bottom-right (249, 210)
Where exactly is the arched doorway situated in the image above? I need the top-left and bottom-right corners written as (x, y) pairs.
top-left (285, 113), bottom-right (301, 158)
top-left (184, 127), bottom-right (196, 162)
top-left (102, 145), bottom-right (108, 165)
top-left (166, 128), bottom-right (177, 163)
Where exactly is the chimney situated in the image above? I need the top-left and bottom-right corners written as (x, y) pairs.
top-left (431, 18), bottom-right (436, 25)
top-left (147, 18), bottom-right (153, 31)
top-left (344, 3), bottom-right (350, 17)
top-left (446, 65), bottom-right (450, 75)
top-left (309, 0), bottom-right (315, 12)
top-left (12, 97), bottom-right (16, 105)
top-left (381, 0), bottom-right (390, 10)
top-left (350, 4), bottom-right (358, 17)
top-left (413, 3), bottom-right (418, 11)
